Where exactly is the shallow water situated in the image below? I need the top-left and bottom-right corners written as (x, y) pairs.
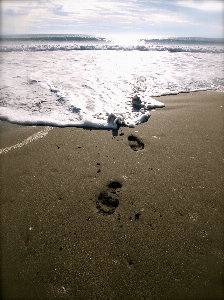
top-left (0, 35), bottom-right (223, 128)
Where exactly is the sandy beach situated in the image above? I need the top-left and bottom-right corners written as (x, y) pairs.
top-left (1, 91), bottom-right (223, 299)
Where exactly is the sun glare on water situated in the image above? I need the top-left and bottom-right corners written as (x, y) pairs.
top-left (105, 34), bottom-right (144, 46)
top-left (104, 33), bottom-right (165, 47)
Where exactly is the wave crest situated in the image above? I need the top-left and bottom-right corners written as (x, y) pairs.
top-left (0, 44), bottom-right (223, 53)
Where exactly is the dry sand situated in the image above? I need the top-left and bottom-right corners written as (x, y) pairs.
top-left (0, 91), bottom-right (223, 300)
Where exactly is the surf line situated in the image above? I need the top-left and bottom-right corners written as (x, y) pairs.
top-left (0, 126), bottom-right (53, 154)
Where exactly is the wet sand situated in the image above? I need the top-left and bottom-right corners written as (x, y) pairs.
top-left (1, 91), bottom-right (224, 300)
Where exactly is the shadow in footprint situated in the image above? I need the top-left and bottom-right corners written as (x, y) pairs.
top-left (96, 181), bottom-right (122, 215)
top-left (128, 135), bottom-right (144, 151)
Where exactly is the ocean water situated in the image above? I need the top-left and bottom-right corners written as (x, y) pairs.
top-left (0, 34), bottom-right (223, 129)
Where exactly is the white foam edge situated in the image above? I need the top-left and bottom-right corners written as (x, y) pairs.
top-left (0, 110), bottom-right (152, 129)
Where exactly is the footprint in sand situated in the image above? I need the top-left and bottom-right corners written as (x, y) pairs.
top-left (128, 135), bottom-right (144, 151)
top-left (96, 181), bottom-right (122, 215)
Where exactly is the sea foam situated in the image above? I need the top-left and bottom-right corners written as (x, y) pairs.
top-left (0, 37), bottom-right (223, 128)
top-left (0, 44), bottom-right (223, 53)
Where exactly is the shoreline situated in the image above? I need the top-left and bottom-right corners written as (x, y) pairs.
top-left (1, 91), bottom-right (224, 299)
top-left (0, 89), bottom-right (222, 128)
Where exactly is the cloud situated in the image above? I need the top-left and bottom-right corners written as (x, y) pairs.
top-left (3, 8), bottom-right (28, 16)
top-left (0, 0), bottom-right (223, 37)
top-left (176, 0), bottom-right (224, 11)
top-left (52, 4), bottom-right (69, 16)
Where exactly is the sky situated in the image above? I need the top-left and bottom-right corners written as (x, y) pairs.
top-left (0, 0), bottom-right (223, 38)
